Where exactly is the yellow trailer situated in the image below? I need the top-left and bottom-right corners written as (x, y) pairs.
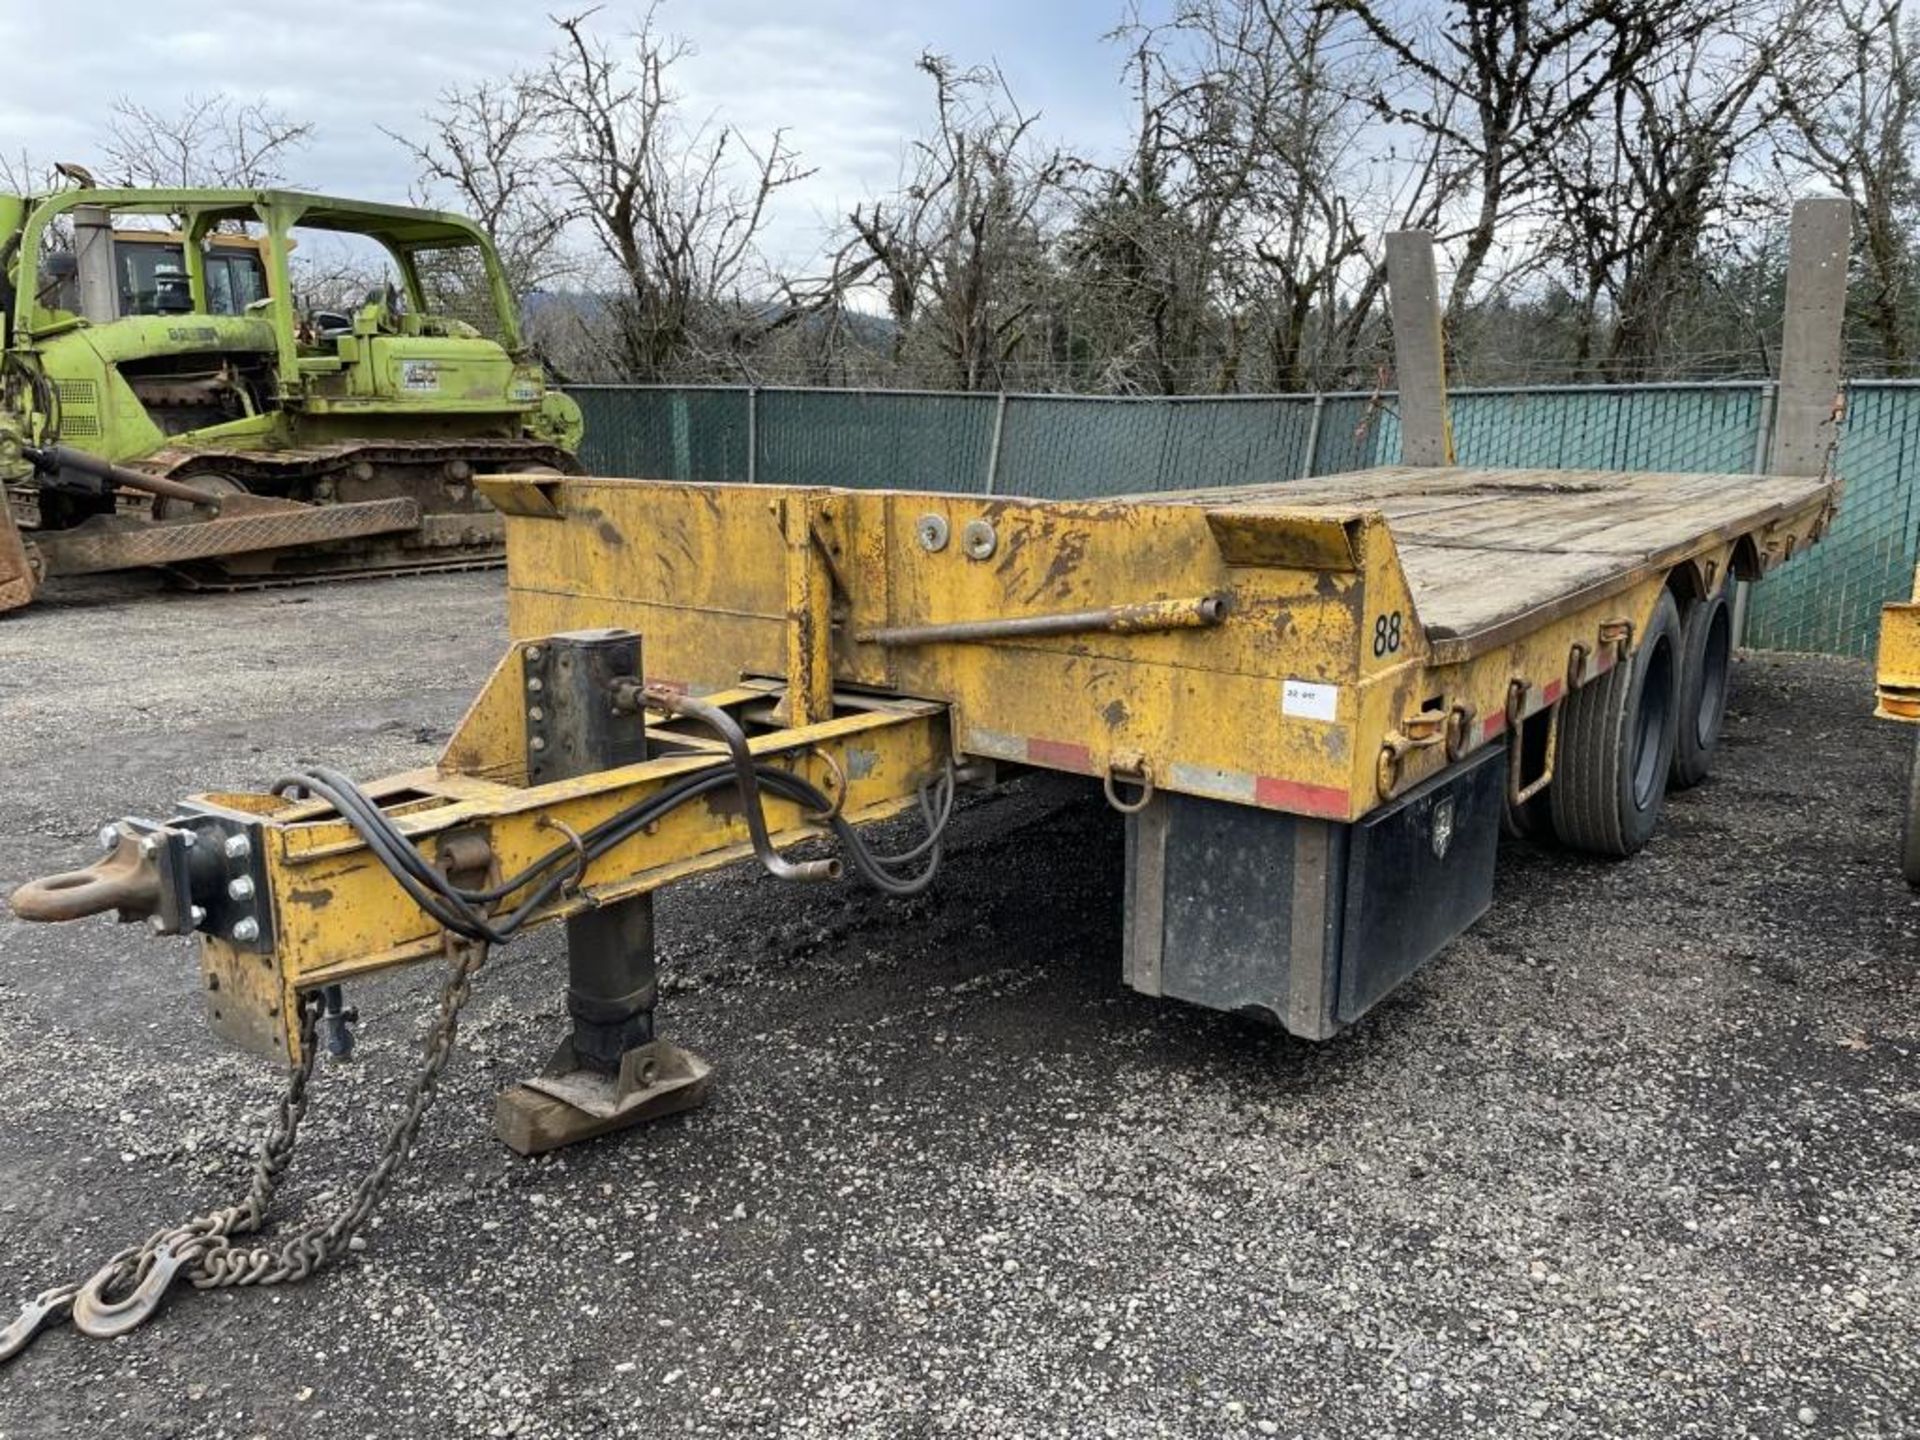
top-left (1875, 575), bottom-right (1920, 882)
top-left (0, 210), bottom-right (1848, 1357)
top-left (5, 457), bottom-right (1832, 1112)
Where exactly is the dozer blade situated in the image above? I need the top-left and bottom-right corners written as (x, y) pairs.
top-left (0, 508), bottom-right (37, 613)
top-left (34, 497), bottom-right (422, 578)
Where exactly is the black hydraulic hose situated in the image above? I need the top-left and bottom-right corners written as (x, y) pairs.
top-left (270, 748), bottom-right (954, 941)
top-left (636, 687), bottom-right (839, 883)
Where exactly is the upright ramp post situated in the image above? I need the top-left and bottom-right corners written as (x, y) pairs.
top-left (1385, 231), bottom-right (1454, 466)
top-left (1735, 198), bottom-right (1852, 643)
top-left (1770, 197), bottom-right (1852, 478)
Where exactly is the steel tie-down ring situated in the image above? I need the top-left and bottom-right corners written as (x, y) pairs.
top-left (1444, 704), bottom-right (1475, 762)
top-left (69, 1241), bottom-right (203, 1340)
top-left (807, 746), bottom-right (849, 822)
top-left (0, 1285), bottom-right (77, 1363)
top-left (1103, 764), bottom-right (1155, 815)
top-left (537, 815), bottom-right (590, 896)
top-left (1567, 642), bottom-right (1590, 694)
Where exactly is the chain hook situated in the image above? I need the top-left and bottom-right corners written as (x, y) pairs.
top-left (0, 1285), bottom-right (77, 1363)
top-left (70, 1240), bottom-right (203, 1340)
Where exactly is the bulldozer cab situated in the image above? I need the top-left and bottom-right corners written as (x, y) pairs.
top-left (110, 231), bottom-right (271, 319)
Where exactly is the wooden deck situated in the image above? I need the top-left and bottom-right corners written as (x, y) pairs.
top-left (1153, 465), bottom-right (1834, 652)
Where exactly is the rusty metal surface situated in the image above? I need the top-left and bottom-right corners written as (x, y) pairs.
top-left (0, 509), bottom-right (37, 613)
top-left (147, 437), bottom-right (580, 487)
top-left (7, 835), bottom-right (161, 923)
top-left (857, 593), bottom-right (1230, 647)
top-left (35, 498), bottom-right (422, 577)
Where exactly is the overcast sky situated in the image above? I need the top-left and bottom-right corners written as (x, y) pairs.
top-left (0, 0), bottom-right (1160, 270)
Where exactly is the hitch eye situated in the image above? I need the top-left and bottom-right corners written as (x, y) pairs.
top-left (8, 833), bottom-right (164, 923)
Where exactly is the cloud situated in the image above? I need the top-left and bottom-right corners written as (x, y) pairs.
top-left (4, 0), bottom-right (1141, 272)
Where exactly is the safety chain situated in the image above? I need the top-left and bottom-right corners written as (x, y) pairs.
top-left (0, 938), bottom-right (487, 1363)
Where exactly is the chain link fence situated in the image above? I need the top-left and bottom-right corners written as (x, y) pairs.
top-left (565, 381), bottom-right (1918, 658)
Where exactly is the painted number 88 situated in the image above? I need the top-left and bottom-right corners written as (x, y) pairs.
top-left (1372, 611), bottom-right (1403, 658)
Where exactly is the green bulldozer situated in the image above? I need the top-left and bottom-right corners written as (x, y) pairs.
top-left (0, 184), bottom-right (584, 613)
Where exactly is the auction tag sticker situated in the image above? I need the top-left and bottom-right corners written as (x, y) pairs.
top-left (400, 360), bottom-right (442, 392)
top-left (1281, 679), bottom-right (1339, 722)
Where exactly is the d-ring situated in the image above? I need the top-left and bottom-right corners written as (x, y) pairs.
top-left (537, 816), bottom-right (590, 896)
top-left (807, 747), bottom-right (848, 821)
top-left (1103, 765), bottom-right (1155, 815)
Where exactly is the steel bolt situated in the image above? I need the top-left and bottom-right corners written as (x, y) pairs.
top-left (524, 645), bottom-right (544, 663)
top-left (189, 905), bottom-right (207, 925)
top-left (223, 833), bottom-right (251, 860)
top-left (147, 915), bottom-right (171, 935)
top-left (527, 677), bottom-right (544, 694)
top-left (231, 917), bottom-right (260, 944)
top-left (98, 824), bottom-right (120, 852)
top-left (179, 831), bottom-right (196, 849)
top-left (227, 876), bottom-right (256, 901)
top-left (139, 836), bottom-right (160, 859)
top-left (529, 736), bottom-right (547, 752)
top-left (528, 706), bottom-right (545, 721)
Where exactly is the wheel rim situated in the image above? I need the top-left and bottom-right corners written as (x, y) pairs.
top-left (1632, 634), bottom-right (1675, 809)
top-left (1694, 604), bottom-right (1732, 748)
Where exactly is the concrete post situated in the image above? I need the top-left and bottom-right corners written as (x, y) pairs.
top-left (1385, 231), bottom-right (1453, 467)
top-left (1770, 198), bottom-right (1852, 478)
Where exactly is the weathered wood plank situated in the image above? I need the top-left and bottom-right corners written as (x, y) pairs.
top-left (1134, 464), bottom-right (1833, 649)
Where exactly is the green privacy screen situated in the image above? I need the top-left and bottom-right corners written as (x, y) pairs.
top-left (564, 382), bottom-right (1915, 658)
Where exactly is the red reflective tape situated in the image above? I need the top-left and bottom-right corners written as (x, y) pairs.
top-left (1483, 713), bottom-right (1506, 741)
top-left (1026, 737), bottom-right (1095, 774)
top-left (1255, 775), bottom-right (1350, 818)
top-left (1542, 678), bottom-right (1564, 706)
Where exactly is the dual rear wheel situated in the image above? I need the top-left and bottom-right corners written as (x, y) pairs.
top-left (1531, 582), bottom-right (1733, 858)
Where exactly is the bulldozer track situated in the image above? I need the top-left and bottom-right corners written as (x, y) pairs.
top-left (169, 550), bottom-right (506, 593)
top-left (34, 498), bottom-right (425, 578)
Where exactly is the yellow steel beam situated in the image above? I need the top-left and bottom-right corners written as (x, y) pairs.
top-left (488, 476), bottom-right (1827, 824)
top-left (189, 647), bottom-right (949, 1063)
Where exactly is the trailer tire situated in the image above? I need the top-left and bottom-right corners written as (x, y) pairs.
top-left (1551, 590), bottom-right (1681, 857)
top-left (1670, 584), bottom-right (1733, 789)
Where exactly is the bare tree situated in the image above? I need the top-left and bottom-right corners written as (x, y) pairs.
top-left (1324, 0), bottom-right (1689, 319)
top-left (386, 79), bottom-right (578, 298)
top-left (1057, 2), bottom-right (1421, 393)
top-left (98, 94), bottom-right (312, 189)
top-left (1543, 1), bottom-right (1811, 377)
top-left (1776, 0), bottom-right (1920, 373)
top-left (526, 9), bottom-right (812, 382)
top-left (836, 54), bottom-right (1069, 391)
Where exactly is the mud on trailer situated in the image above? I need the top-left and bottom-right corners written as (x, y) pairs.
top-left (0, 209), bottom-right (1846, 1356)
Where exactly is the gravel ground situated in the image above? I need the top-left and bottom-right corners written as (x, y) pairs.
top-left (0, 570), bottom-right (1916, 1439)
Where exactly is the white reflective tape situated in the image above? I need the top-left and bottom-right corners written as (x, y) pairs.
top-left (1168, 762), bottom-right (1258, 803)
top-left (965, 727), bottom-right (1027, 762)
